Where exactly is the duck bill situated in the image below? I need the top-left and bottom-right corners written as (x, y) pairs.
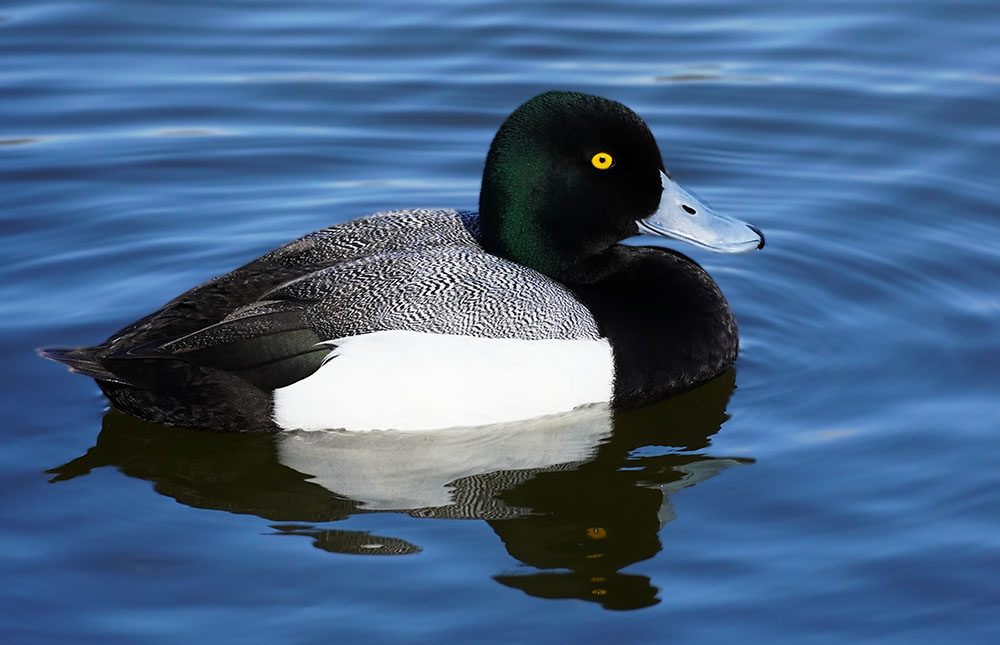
top-left (637, 171), bottom-right (764, 253)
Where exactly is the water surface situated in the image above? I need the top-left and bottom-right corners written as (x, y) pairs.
top-left (2, 0), bottom-right (999, 642)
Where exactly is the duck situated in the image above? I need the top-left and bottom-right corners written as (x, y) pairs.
top-left (42, 91), bottom-right (764, 433)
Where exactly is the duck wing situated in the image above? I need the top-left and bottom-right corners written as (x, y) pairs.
top-left (43, 209), bottom-right (481, 381)
top-left (112, 305), bottom-right (329, 391)
top-left (105, 240), bottom-right (601, 392)
top-left (102, 209), bottom-right (476, 353)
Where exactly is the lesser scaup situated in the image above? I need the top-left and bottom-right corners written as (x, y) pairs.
top-left (42, 91), bottom-right (763, 432)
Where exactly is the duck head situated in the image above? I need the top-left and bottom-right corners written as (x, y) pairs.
top-left (479, 91), bottom-right (763, 284)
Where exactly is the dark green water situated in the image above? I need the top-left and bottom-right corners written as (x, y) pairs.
top-left (2, 0), bottom-right (998, 641)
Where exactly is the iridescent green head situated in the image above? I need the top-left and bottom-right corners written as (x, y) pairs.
top-left (479, 91), bottom-right (763, 283)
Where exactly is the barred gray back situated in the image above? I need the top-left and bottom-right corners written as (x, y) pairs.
top-left (231, 209), bottom-right (601, 341)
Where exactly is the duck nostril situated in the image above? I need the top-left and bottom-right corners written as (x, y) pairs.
top-left (682, 204), bottom-right (697, 215)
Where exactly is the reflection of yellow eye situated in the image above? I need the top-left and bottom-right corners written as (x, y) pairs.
top-left (591, 152), bottom-right (613, 170)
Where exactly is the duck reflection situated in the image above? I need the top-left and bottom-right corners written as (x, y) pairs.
top-left (49, 369), bottom-right (749, 610)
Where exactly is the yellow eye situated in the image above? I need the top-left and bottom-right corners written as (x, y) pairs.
top-left (591, 152), bottom-right (614, 170)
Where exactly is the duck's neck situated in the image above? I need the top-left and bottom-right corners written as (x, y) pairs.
top-left (478, 191), bottom-right (633, 285)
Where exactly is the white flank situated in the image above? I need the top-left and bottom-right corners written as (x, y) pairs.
top-left (272, 330), bottom-right (614, 432)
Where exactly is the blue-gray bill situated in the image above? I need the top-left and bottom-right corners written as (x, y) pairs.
top-left (635, 171), bottom-right (764, 253)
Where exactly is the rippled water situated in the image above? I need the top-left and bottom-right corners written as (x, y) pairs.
top-left (3, 0), bottom-right (999, 641)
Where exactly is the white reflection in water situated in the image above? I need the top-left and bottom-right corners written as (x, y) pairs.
top-left (277, 405), bottom-right (613, 511)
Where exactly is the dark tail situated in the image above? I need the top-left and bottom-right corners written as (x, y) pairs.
top-left (37, 346), bottom-right (124, 383)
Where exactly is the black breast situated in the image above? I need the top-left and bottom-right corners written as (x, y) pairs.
top-left (569, 245), bottom-right (739, 407)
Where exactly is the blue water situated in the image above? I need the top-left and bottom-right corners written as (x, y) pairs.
top-left (3, 0), bottom-right (999, 641)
